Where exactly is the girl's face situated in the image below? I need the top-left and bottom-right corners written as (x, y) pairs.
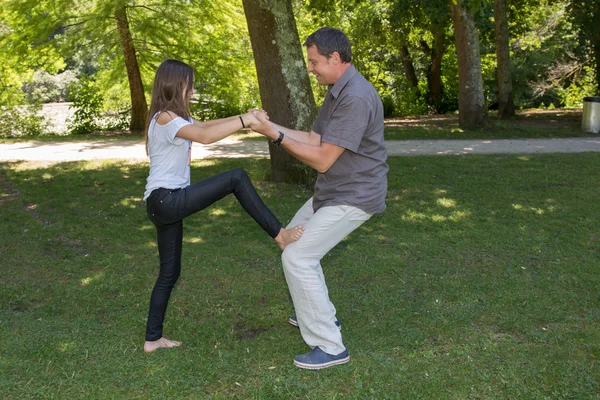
top-left (183, 84), bottom-right (194, 103)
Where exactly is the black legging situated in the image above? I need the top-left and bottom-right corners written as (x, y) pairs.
top-left (144, 168), bottom-right (282, 341)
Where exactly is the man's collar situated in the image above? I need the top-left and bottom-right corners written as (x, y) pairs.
top-left (329, 64), bottom-right (357, 99)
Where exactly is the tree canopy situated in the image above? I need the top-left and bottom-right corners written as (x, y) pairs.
top-left (0, 0), bottom-right (597, 132)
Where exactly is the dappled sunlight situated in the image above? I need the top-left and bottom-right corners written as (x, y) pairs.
top-left (146, 241), bottom-right (157, 248)
top-left (57, 341), bottom-right (77, 352)
top-left (398, 188), bottom-right (471, 223)
top-left (10, 160), bottom-right (58, 171)
top-left (184, 236), bottom-right (206, 244)
top-left (80, 272), bottom-right (105, 287)
top-left (209, 208), bottom-right (227, 216)
top-left (41, 172), bottom-right (53, 180)
top-left (192, 159), bottom-right (221, 168)
top-left (119, 196), bottom-right (142, 209)
top-left (517, 156), bottom-right (532, 161)
top-left (512, 203), bottom-right (557, 215)
top-left (387, 194), bottom-right (403, 202)
top-left (139, 224), bottom-right (154, 231)
top-left (431, 214), bottom-right (447, 222)
top-left (403, 210), bottom-right (428, 222)
top-left (402, 210), bottom-right (470, 223)
top-left (436, 198), bottom-right (457, 208)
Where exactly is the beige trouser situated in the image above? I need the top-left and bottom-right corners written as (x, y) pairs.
top-left (282, 197), bottom-right (371, 355)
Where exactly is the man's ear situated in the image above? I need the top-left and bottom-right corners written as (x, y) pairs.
top-left (330, 51), bottom-right (342, 64)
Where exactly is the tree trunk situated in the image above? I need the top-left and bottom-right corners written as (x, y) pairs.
top-left (450, 0), bottom-right (486, 128)
top-left (115, 5), bottom-right (147, 132)
top-left (243, 0), bottom-right (317, 184)
top-left (494, 0), bottom-right (515, 118)
top-left (430, 26), bottom-right (445, 106)
top-left (595, 40), bottom-right (600, 96)
top-left (420, 27), bottom-right (445, 111)
top-left (400, 44), bottom-right (419, 88)
top-left (595, 2), bottom-right (600, 95)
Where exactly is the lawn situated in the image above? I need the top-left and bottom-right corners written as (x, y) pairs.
top-left (1, 154), bottom-right (599, 399)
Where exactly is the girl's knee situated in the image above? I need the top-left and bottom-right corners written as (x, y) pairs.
top-left (231, 168), bottom-right (248, 181)
top-left (157, 269), bottom-right (181, 287)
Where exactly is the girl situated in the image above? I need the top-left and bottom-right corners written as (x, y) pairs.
top-left (143, 59), bottom-right (303, 352)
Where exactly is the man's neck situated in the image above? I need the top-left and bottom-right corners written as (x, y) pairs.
top-left (332, 63), bottom-right (352, 84)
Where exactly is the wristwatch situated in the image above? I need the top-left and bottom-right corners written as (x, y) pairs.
top-left (271, 131), bottom-right (284, 146)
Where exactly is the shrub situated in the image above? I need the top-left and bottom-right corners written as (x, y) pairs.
top-left (67, 75), bottom-right (104, 134)
top-left (557, 66), bottom-right (597, 107)
top-left (0, 104), bottom-right (50, 138)
top-left (22, 70), bottom-right (77, 103)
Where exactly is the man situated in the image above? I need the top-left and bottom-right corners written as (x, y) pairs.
top-left (251, 27), bottom-right (388, 370)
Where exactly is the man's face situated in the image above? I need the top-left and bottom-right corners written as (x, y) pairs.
top-left (306, 45), bottom-right (336, 85)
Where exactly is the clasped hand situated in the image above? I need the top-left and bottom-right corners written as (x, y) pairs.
top-left (245, 108), bottom-right (273, 137)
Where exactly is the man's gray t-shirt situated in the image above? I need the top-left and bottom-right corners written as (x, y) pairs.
top-left (311, 64), bottom-right (388, 215)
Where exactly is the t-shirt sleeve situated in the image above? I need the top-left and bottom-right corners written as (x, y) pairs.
top-left (320, 96), bottom-right (369, 153)
top-left (167, 117), bottom-right (192, 146)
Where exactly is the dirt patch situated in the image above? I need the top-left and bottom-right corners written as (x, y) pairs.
top-left (0, 172), bottom-right (21, 204)
top-left (0, 170), bottom-right (52, 225)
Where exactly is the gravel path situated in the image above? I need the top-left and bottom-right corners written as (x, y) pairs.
top-left (1, 137), bottom-right (599, 161)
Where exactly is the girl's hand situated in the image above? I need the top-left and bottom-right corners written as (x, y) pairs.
top-left (242, 111), bottom-right (260, 127)
top-left (248, 110), bottom-right (274, 137)
top-left (247, 108), bottom-right (269, 120)
top-left (244, 110), bottom-right (269, 128)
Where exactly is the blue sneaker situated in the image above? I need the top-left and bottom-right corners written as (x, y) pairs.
top-left (288, 315), bottom-right (341, 330)
top-left (293, 346), bottom-right (350, 370)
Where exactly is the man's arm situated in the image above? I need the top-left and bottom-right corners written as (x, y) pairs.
top-left (251, 113), bottom-right (344, 173)
top-left (269, 123), bottom-right (322, 147)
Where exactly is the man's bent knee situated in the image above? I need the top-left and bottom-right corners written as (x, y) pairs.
top-left (282, 245), bottom-right (300, 269)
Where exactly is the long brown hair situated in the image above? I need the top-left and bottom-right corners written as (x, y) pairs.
top-left (144, 59), bottom-right (194, 154)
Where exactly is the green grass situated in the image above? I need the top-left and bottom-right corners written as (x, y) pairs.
top-left (1, 154), bottom-right (599, 399)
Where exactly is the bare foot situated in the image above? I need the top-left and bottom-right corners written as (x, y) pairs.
top-left (275, 225), bottom-right (304, 250)
top-left (144, 337), bottom-right (181, 353)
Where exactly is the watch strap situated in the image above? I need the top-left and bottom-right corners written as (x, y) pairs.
top-left (271, 131), bottom-right (284, 146)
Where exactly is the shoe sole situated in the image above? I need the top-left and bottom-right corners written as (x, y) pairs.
top-left (293, 355), bottom-right (350, 370)
top-left (288, 318), bottom-right (341, 330)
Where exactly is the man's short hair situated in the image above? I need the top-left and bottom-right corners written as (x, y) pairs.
top-left (303, 27), bottom-right (352, 63)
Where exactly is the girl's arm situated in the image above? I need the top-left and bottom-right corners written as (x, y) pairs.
top-left (193, 115), bottom-right (243, 129)
top-left (175, 112), bottom-right (259, 144)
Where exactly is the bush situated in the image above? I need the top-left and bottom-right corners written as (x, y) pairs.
top-left (0, 104), bottom-right (50, 138)
top-left (67, 75), bottom-right (104, 134)
top-left (557, 66), bottom-right (597, 107)
top-left (22, 70), bottom-right (77, 103)
top-left (191, 97), bottom-right (246, 121)
top-left (392, 86), bottom-right (429, 117)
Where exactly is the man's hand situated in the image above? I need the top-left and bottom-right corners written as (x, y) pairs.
top-left (250, 110), bottom-right (277, 139)
top-left (242, 109), bottom-right (268, 129)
